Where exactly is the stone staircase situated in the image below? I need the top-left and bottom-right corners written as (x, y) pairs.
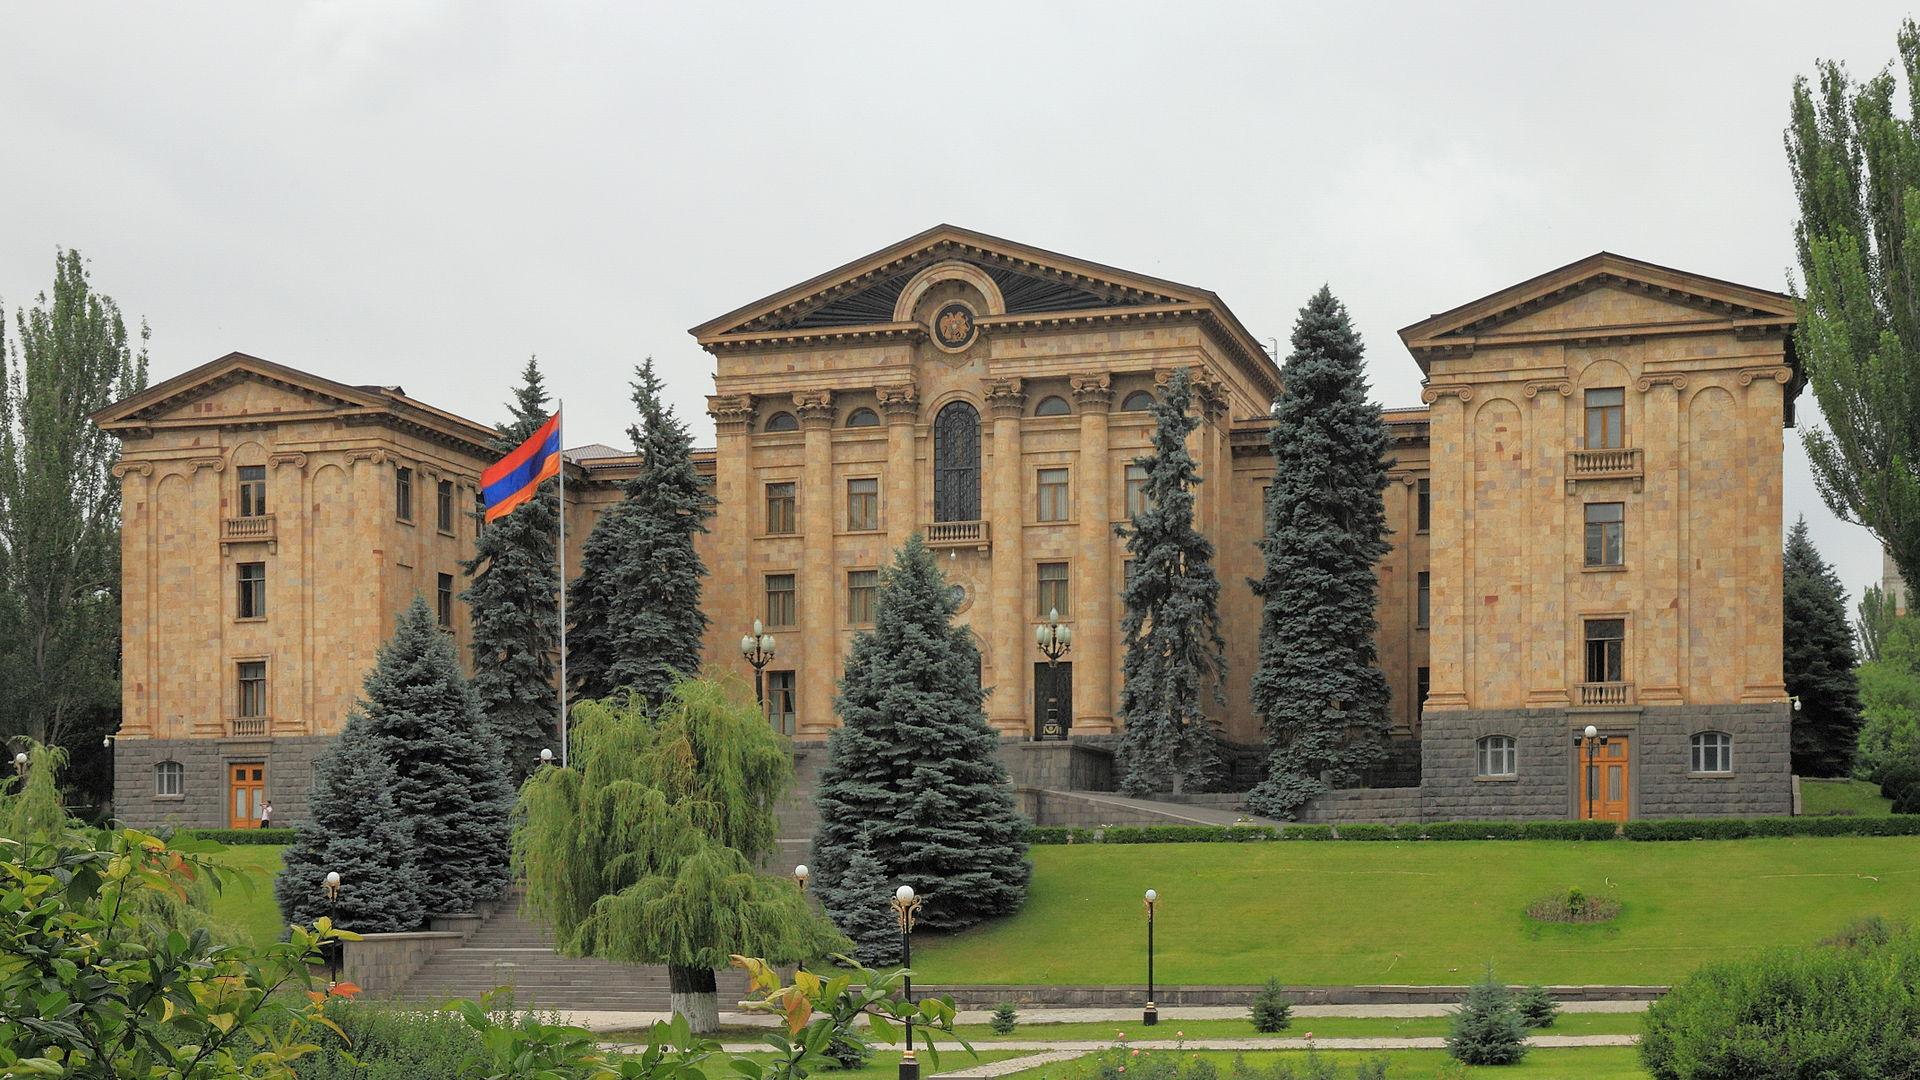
top-left (393, 887), bottom-right (745, 1012)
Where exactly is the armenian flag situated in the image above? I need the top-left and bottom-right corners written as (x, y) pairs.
top-left (481, 412), bottom-right (562, 522)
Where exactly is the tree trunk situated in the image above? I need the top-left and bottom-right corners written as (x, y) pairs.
top-left (668, 964), bottom-right (720, 1033)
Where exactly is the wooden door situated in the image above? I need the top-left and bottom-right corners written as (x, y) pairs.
top-left (1578, 736), bottom-right (1630, 821)
top-left (229, 762), bottom-right (265, 829)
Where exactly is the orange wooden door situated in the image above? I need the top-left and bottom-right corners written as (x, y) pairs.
top-left (229, 762), bottom-right (265, 829)
top-left (1578, 737), bottom-right (1630, 820)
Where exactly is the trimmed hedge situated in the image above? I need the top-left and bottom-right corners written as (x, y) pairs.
top-left (1279, 824), bottom-right (1334, 841)
top-left (1025, 826), bottom-right (1097, 845)
top-left (174, 827), bottom-right (297, 845)
top-left (1624, 815), bottom-right (1920, 840)
top-left (1520, 820), bottom-right (1619, 841)
top-left (1101, 824), bottom-right (1277, 844)
top-left (1024, 814), bottom-right (1920, 845)
top-left (1332, 823), bottom-right (1400, 841)
top-left (1422, 820), bottom-right (1527, 841)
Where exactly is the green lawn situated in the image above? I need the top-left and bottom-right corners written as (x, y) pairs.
top-left (954, 1012), bottom-right (1642, 1041)
top-left (207, 844), bottom-right (287, 947)
top-left (722, 1049), bottom-right (1028, 1080)
top-left (997, 1047), bottom-right (1647, 1079)
top-left (1800, 777), bottom-right (1891, 816)
top-left (911, 838), bottom-right (1920, 986)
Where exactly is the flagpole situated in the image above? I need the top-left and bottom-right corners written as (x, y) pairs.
top-left (557, 403), bottom-right (569, 769)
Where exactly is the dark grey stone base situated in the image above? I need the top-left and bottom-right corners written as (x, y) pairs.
top-left (113, 735), bottom-right (337, 831)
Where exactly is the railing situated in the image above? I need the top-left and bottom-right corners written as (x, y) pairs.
top-left (1574, 682), bottom-right (1634, 707)
top-left (1567, 448), bottom-right (1642, 481)
top-left (923, 520), bottom-right (990, 548)
top-left (228, 717), bottom-right (268, 737)
top-left (221, 514), bottom-right (276, 542)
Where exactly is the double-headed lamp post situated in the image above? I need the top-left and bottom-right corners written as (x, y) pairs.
top-left (1035, 609), bottom-right (1073, 740)
top-left (741, 619), bottom-right (776, 714)
top-left (892, 884), bottom-right (924, 1080)
top-left (1574, 723), bottom-right (1609, 820)
top-left (1143, 888), bottom-right (1159, 1026)
top-left (322, 871), bottom-right (343, 987)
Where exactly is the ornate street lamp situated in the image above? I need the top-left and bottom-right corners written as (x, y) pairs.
top-left (741, 619), bottom-right (776, 715)
top-left (793, 864), bottom-right (810, 894)
top-left (322, 870), bottom-right (343, 987)
top-left (1034, 609), bottom-right (1073, 741)
top-left (1573, 723), bottom-right (1609, 821)
top-left (538, 747), bottom-right (555, 767)
top-left (1143, 888), bottom-right (1159, 1026)
top-left (892, 884), bottom-right (924, 1080)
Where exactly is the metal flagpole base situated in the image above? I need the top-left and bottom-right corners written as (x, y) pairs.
top-left (898, 1050), bottom-right (919, 1080)
top-left (1143, 1003), bottom-right (1158, 1026)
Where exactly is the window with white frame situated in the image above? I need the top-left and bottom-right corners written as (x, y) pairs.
top-left (1691, 731), bottom-right (1732, 774)
top-left (1475, 735), bottom-right (1517, 778)
top-left (154, 760), bottom-right (184, 797)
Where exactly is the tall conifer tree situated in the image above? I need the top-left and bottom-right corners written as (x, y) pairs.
top-left (1115, 368), bottom-right (1226, 795)
top-left (1247, 287), bottom-right (1392, 818)
top-left (567, 359), bottom-right (714, 704)
top-left (812, 536), bottom-right (1030, 935)
top-left (1784, 518), bottom-right (1864, 776)
top-left (462, 357), bottom-right (560, 784)
top-left (276, 725), bottom-right (425, 933)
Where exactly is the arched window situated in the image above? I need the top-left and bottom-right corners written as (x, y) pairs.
top-left (1033, 395), bottom-right (1071, 417)
top-left (154, 760), bottom-right (184, 797)
top-left (1690, 731), bottom-right (1732, 774)
top-left (763, 411), bottom-right (799, 433)
top-left (845, 407), bottom-right (881, 428)
top-left (932, 401), bottom-right (981, 522)
top-left (1120, 390), bottom-right (1156, 412)
top-left (1475, 735), bottom-right (1517, 778)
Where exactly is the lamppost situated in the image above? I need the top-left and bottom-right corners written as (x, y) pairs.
top-left (1143, 888), bottom-right (1159, 1026)
top-left (793, 864), bottom-right (809, 893)
top-left (1034, 608), bottom-right (1072, 741)
top-left (1574, 724), bottom-right (1608, 820)
top-left (12, 751), bottom-right (26, 777)
top-left (892, 884), bottom-right (923, 1080)
top-left (102, 734), bottom-right (116, 824)
top-left (741, 619), bottom-right (776, 716)
top-left (322, 871), bottom-right (343, 987)
top-left (539, 747), bottom-right (555, 767)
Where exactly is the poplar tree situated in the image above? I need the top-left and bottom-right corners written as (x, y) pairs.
top-left (567, 359), bottom-right (714, 704)
top-left (813, 535), bottom-right (1030, 936)
top-left (515, 679), bottom-right (845, 1033)
top-left (276, 725), bottom-right (425, 933)
top-left (462, 357), bottom-right (561, 784)
top-left (1784, 518), bottom-right (1864, 776)
top-left (358, 596), bottom-right (514, 913)
top-left (1247, 287), bottom-right (1392, 819)
top-left (1786, 23), bottom-right (1920, 593)
top-left (1115, 368), bottom-right (1226, 795)
top-left (1859, 584), bottom-right (1902, 663)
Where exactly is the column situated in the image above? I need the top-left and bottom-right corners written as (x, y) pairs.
top-left (1636, 376), bottom-right (1684, 702)
top-left (1742, 365), bottom-right (1793, 700)
top-left (1419, 385), bottom-right (1472, 710)
top-left (795, 390), bottom-right (837, 736)
top-left (986, 378), bottom-right (1027, 734)
top-left (1071, 373), bottom-right (1114, 733)
top-left (880, 383), bottom-right (919, 552)
top-left (707, 395), bottom-right (755, 687)
top-left (1524, 380), bottom-right (1572, 707)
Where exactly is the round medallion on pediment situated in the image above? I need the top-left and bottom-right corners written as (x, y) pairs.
top-left (932, 301), bottom-right (978, 352)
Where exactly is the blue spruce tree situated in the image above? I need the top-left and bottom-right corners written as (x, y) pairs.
top-left (1247, 287), bottom-right (1393, 818)
top-left (275, 724), bottom-right (425, 933)
top-left (1784, 517), bottom-right (1863, 776)
top-left (1115, 368), bottom-right (1226, 795)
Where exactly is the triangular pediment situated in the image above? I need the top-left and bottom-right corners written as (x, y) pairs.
top-left (93, 352), bottom-right (384, 427)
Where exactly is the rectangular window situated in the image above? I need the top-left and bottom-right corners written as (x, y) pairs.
top-left (437, 573), bottom-right (454, 628)
top-left (154, 760), bottom-right (184, 797)
top-left (395, 466), bottom-right (414, 521)
top-left (1584, 618), bottom-right (1625, 683)
top-left (1125, 465), bottom-right (1150, 517)
top-left (1416, 478), bottom-right (1431, 533)
top-left (767, 670), bottom-right (797, 736)
top-left (237, 465), bottom-right (267, 518)
top-left (1584, 502), bottom-right (1625, 567)
top-left (1416, 667), bottom-right (1430, 717)
top-left (766, 574), bottom-right (796, 628)
top-left (1585, 388), bottom-right (1625, 449)
top-left (237, 661), bottom-right (267, 719)
top-left (847, 477), bottom-right (879, 531)
top-left (437, 479), bottom-right (455, 532)
top-left (1416, 571), bottom-right (1431, 628)
top-left (237, 562), bottom-right (266, 619)
top-left (1037, 562), bottom-right (1070, 618)
top-left (765, 482), bottom-right (796, 535)
top-left (1037, 468), bottom-right (1070, 522)
top-left (847, 569), bottom-right (878, 625)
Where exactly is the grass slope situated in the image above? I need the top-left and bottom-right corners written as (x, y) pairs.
top-left (208, 844), bottom-right (287, 947)
top-left (1800, 777), bottom-right (1891, 817)
top-left (912, 838), bottom-right (1920, 986)
top-left (998, 1047), bottom-right (1647, 1080)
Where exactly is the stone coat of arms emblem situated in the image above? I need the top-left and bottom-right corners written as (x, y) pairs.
top-left (933, 302), bottom-right (976, 350)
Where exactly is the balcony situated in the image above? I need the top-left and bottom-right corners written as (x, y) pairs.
top-left (221, 514), bottom-right (276, 542)
top-left (924, 520), bottom-right (990, 550)
top-left (1565, 448), bottom-right (1643, 492)
top-left (228, 717), bottom-right (269, 738)
top-left (1574, 682), bottom-right (1634, 708)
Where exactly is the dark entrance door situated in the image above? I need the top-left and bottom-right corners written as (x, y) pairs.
top-left (1034, 661), bottom-right (1072, 739)
top-left (932, 401), bottom-right (981, 522)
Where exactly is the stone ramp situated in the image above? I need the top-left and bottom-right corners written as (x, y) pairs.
top-left (1027, 789), bottom-right (1284, 829)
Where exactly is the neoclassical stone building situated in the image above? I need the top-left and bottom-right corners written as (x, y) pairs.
top-left (95, 226), bottom-right (1797, 827)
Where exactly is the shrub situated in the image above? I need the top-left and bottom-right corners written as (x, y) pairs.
top-left (1518, 820), bottom-right (1617, 841)
top-left (1820, 914), bottom-right (1907, 950)
top-left (1392, 823), bottom-right (1428, 840)
top-left (1280, 824), bottom-right (1334, 841)
top-left (1525, 888), bottom-right (1622, 924)
top-left (294, 1000), bottom-right (488, 1079)
top-left (1513, 985), bottom-right (1559, 1029)
top-left (1068, 1047), bottom-right (1220, 1080)
top-left (1879, 759), bottom-right (1920, 806)
top-left (1423, 820), bottom-right (1526, 841)
top-left (1445, 968), bottom-right (1527, 1066)
top-left (1333, 823), bottom-right (1398, 841)
top-left (176, 827), bottom-right (298, 845)
top-left (989, 1002), bottom-right (1018, 1035)
top-left (1026, 826), bottom-right (1097, 845)
top-left (1101, 825), bottom-right (1278, 844)
top-left (1250, 976), bottom-right (1293, 1032)
top-left (1227, 1050), bottom-right (1388, 1080)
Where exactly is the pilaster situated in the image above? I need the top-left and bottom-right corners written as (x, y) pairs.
top-left (879, 383), bottom-right (919, 552)
top-left (1070, 374), bottom-right (1114, 732)
top-left (1635, 375), bottom-right (1685, 703)
top-left (709, 394), bottom-right (755, 693)
top-left (986, 378), bottom-right (1028, 734)
top-left (1420, 384), bottom-right (1471, 710)
top-left (795, 390), bottom-right (837, 735)
top-left (1740, 367), bottom-right (1793, 702)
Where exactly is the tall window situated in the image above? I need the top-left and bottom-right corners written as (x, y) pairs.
top-left (437, 479), bottom-right (455, 532)
top-left (1037, 468), bottom-right (1070, 522)
top-left (237, 562), bottom-right (266, 619)
top-left (765, 482), bottom-right (796, 534)
top-left (1585, 388), bottom-right (1625, 449)
top-left (237, 661), bottom-right (267, 718)
top-left (1416, 572), bottom-right (1431, 628)
top-left (1476, 735), bottom-right (1517, 778)
top-left (437, 573), bottom-right (454, 627)
top-left (765, 574), bottom-right (796, 627)
top-left (1416, 667), bottom-right (1430, 717)
top-left (1584, 503), bottom-right (1624, 566)
top-left (1037, 562), bottom-right (1070, 617)
top-left (1691, 731), bottom-right (1733, 774)
top-left (237, 465), bottom-right (267, 517)
top-left (933, 401), bottom-right (981, 522)
top-left (1125, 465), bottom-right (1150, 517)
top-left (847, 569), bottom-right (878, 625)
top-left (1416, 478), bottom-right (1431, 533)
top-left (154, 760), bottom-right (184, 797)
top-left (395, 467), bottom-right (414, 521)
top-left (847, 477), bottom-right (879, 531)
top-left (1584, 619), bottom-right (1625, 683)
top-left (767, 671), bottom-right (797, 735)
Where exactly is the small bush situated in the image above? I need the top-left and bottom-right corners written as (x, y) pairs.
top-left (1227, 1050), bottom-right (1389, 1080)
top-left (989, 1002), bottom-right (1018, 1035)
top-left (1279, 824), bottom-right (1334, 841)
top-left (1513, 985), bottom-right (1559, 1029)
top-left (1821, 914), bottom-right (1906, 949)
top-left (1525, 888), bottom-right (1622, 924)
top-left (1026, 826), bottom-right (1097, 845)
top-left (1446, 968), bottom-right (1527, 1065)
top-left (1333, 823), bottom-right (1398, 841)
top-left (1878, 760), bottom-right (1920, 806)
top-left (824, 1028), bottom-right (871, 1070)
top-left (1068, 1047), bottom-right (1220, 1080)
top-left (1422, 820), bottom-right (1526, 841)
top-left (1392, 823), bottom-right (1428, 840)
top-left (293, 1000), bottom-right (486, 1079)
top-left (175, 827), bottom-right (297, 845)
top-left (1249, 976), bottom-right (1292, 1033)
top-left (1518, 820), bottom-right (1617, 841)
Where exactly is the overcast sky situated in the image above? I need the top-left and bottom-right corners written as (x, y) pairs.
top-left (2, 1), bottom-right (1908, 605)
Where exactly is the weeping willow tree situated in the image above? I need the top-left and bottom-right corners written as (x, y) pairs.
top-left (1, 740), bottom-right (69, 841)
top-left (514, 678), bottom-right (847, 1032)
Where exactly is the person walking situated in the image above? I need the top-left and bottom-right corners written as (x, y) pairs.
top-left (259, 801), bottom-right (273, 830)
